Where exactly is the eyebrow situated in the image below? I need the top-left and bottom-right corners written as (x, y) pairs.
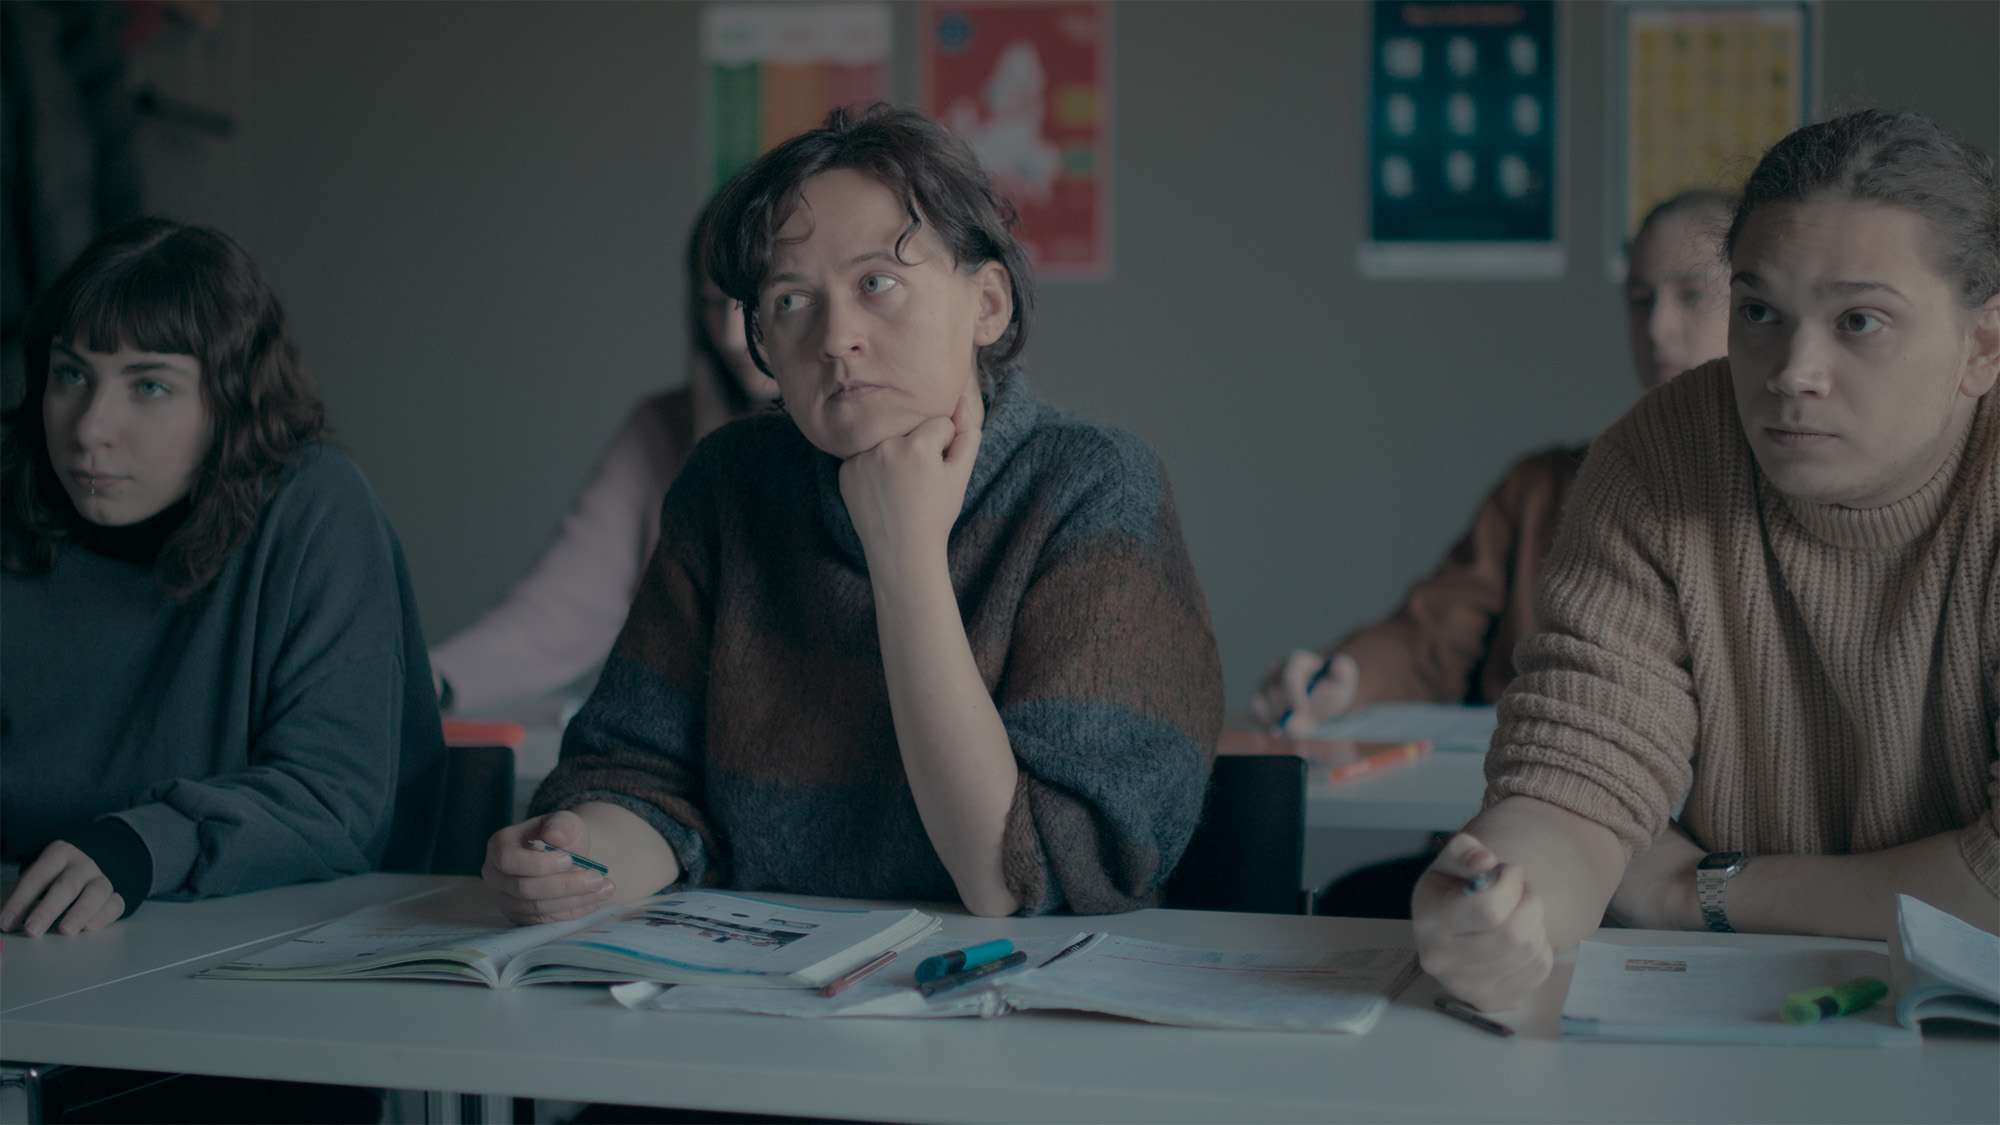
top-left (51, 342), bottom-right (193, 376)
top-left (763, 248), bottom-right (906, 290)
top-left (1731, 271), bottom-right (1912, 303)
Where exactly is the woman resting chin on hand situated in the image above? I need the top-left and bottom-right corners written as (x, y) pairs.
top-left (483, 105), bottom-right (1222, 921)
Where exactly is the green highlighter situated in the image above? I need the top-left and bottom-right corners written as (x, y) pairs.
top-left (1780, 976), bottom-right (1888, 1025)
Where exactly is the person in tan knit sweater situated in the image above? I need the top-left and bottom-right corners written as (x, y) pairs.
top-left (1415, 110), bottom-right (2000, 1012)
top-left (1252, 190), bottom-right (1734, 733)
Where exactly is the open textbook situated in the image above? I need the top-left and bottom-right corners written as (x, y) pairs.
top-left (1561, 894), bottom-right (1999, 1045)
top-left (615, 932), bottom-right (1421, 1034)
top-left (202, 889), bottom-right (937, 990)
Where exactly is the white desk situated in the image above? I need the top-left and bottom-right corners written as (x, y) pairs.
top-left (5, 875), bottom-right (1994, 1123)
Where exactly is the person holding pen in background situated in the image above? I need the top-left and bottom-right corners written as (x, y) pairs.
top-left (1251, 188), bottom-right (1736, 735)
top-left (428, 196), bottom-right (779, 717)
top-left (482, 104), bottom-right (1223, 921)
top-left (0, 219), bottom-right (444, 937)
top-left (1415, 109), bottom-right (2000, 1012)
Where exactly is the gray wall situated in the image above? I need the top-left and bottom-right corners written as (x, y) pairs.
top-left (132, 1), bottom-right (1999, 708)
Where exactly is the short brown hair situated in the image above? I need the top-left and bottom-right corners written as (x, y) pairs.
top-left (1726, 110), bottom-right (2000, 308)
top-left (702, 103), bottom-right (1035, 395)
top-left (2, 218), bottom-right (327, 599)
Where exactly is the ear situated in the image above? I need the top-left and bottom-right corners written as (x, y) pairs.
top-left (1960, 293), bottom-right (2000, 399)
top-left (969, 260), bottom-right (1014, 349)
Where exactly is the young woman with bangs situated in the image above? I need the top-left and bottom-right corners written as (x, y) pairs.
top-left (0, 218), bottom-right (443, 937)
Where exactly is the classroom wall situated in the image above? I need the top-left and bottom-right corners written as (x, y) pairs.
top-left (130, 0), bottom-right (1999, 710)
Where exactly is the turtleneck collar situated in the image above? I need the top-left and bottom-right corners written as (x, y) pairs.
top-left (808, 374), bottom-right (1044, 569)
top-left (1773, 392), bottom-right (1993, 551)
top-left (72, 498), bottom-right (191, 564)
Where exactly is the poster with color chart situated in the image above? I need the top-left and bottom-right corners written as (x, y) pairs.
top-left (702, 4), bottom-right (892, 191)
top-left (1610, 2), bottom-right (1815, 278)
top-left (921, 2), bottom-right (1113, 280)
top-left (1362, 0), bottom-right (1562, 279)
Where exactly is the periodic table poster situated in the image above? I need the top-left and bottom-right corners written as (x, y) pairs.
top-left (702, 4), bottom-right (892, 191)
top-left (1612, 2), bottom-right (1816, 277)
top-left (921, 2), bottom-right (1114, 280)
top-left (1362, 0), bottom-right (1563, 279)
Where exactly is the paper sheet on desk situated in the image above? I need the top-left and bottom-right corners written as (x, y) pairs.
top-left (1006, 937), bottom-right (1420, 1033)
top-left (1311, 703), bottom-right (1498, 748)
top-left (619, 935), bottom-right (1422, 1034)
top-left (1561, 942), bottom-right (1918, 1045)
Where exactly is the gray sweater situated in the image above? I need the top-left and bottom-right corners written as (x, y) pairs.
top-left (2, 446), bottom-right (444, 907)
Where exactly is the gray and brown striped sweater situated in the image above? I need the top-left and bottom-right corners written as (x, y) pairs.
top-left (531, 378), bottom-right (1223, 914)
top-left (1487, 360), bottom-right (2000, 892)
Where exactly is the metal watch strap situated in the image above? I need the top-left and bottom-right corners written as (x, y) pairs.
top-left (1697, 853), bottom-right (1742, 933)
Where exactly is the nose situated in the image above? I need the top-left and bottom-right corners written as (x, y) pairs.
top-left (1647, 297), bottom-right (1679, 351)
top-left (73, 383), bottom-right (124, 449)
top-left (1765, 326), bottom-right (1832, 398)
top-left (818, 293), bottom-right (866, 361)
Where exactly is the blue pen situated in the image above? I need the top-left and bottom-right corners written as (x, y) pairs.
top-left (915, 939), bottom-right (1014, 984)
top-left (1274, 655), bottom-right (1335, 734)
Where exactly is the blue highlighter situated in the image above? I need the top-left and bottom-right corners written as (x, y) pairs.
top-left (915, 939), bottom-right (1015, 984)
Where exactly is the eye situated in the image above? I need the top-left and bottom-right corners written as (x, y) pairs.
top-left (1677, 287), bottom-right (1709, 308)
top-left (1738, 300), bottom-right (1777, 325)
top-left (137, 378), bottom-right (174, 398)
top-left (860, 274), bottom-right (899, 296)
top-left (1839, 311), bottom-right (1883, 335)
top-left (773, 292), bottom-right (812, 314)
top-left (51, 364), bottom-right (87, 387)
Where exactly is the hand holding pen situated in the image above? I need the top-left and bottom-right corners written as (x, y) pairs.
top-left (1252, 651), bottom-right (1360, 736)
top-left (483, 810), bottom-right (617, 926)
top-left (1410, 833), bottom-right (1553, 1015)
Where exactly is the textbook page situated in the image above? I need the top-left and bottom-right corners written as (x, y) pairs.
top-left (612, 932), bottom-right (1088, 1019)
top-left (1312, 703), bottom-right (1497, 748)
top-left (1561, 942), bottom-right (1918, 1046)
top-left (202, 890), bottom-right (628, 984)
top-left (1005, 936), bottom-right (1420, 1033)
top-left (1889, 894), bottom-right (2000, 1028)
top-left (505, 890), bottom-right (938, 988)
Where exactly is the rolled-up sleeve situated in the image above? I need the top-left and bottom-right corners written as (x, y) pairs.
top-left (992, 444), bottom-right (1222, 914)
top-left (1483, 437), bottom-right (1699, 857)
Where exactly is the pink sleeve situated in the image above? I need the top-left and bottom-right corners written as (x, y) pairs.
top-left (430, 392), bottom-right (693, 714)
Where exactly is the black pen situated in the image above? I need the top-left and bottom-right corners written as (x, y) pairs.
top-left (1039, 934), bottom-right (1096, 968)
top-left (917, 949), bottom-right (1028, 998)
top-left (1435, 995), bottom-right (1515, 1037)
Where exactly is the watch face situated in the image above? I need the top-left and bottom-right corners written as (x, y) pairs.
top-left (1698, 851), bottom-right (1744, 873)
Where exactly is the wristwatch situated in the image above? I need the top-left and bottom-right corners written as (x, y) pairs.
top-left (1696, 852), bottom-right (1746, 933)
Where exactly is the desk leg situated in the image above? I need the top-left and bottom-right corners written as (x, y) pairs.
top-left (418, 1089), bottom-right (513, 1124)
top-left (0, 1064), bottom-right (46, 1125)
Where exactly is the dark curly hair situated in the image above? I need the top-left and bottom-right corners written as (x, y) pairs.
top-left (2, 218), bottom-right (327, 600)
top-left (1726, 110), bottom-right (2000, 308)
top-left (702, 102), bottom-right (1035, 397)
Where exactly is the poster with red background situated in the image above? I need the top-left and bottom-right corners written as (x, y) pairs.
top-left (920, 2), bottom-right (1112, 280)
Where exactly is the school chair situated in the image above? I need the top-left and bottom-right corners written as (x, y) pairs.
top-left (430, 721), bottom-right (524, 877)
top-left (1161, 754), bottom-right (1311, 915)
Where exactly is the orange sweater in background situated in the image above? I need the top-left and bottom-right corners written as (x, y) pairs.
top-left (1336, 445), bottom-right (1584, 708)
top-left (1487, 360), bottom-right (2000, 891)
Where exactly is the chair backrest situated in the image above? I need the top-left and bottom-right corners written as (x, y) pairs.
top-left (1161, 753), bottom-right (1309, 914)
top-left (429, 744), bottom-right (517, 877)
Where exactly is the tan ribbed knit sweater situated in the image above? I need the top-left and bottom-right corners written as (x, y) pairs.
top-left (1486, 360), bottom-right (2000, 894)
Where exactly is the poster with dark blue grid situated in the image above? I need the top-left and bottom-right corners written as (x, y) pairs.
top-left (1362, 0), bottom-right (1562, 278)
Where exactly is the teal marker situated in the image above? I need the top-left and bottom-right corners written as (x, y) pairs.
top-left (915, 939), bottom-right (1014, 984)
top-left (1780, 976), bottom-right (1888, 1025)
